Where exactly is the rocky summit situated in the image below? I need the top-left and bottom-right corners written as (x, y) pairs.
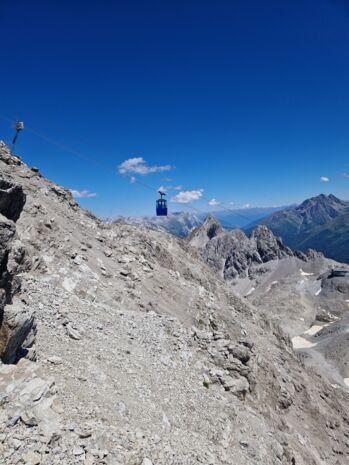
top-left (0, 142), bottom-right (348, 465)
top-left (253, 194), bottom-right (349, 263)
top-left (188, 215), bottom-right (312, 280)
top-left (189, 215), bottom-right (349, 391)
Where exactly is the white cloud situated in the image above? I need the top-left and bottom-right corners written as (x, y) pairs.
top-left (241, 203), bottom-right (251, 209)
top-left (343, 173), bottom-right (349, 179)
top-left (70, 189), bottom-right (97, 199)
top-left (130, 176), bottom-right (136, 184)
top-left (171, 189), bottom-right (204, 204)
top-left (118, 157), bottom-right (173, 175)
top-left (157, 184), bottom-right (183, 193)
top-left (208, 198), bottom-right (220, 207)
top-left (320, 176), bottom-right (330, 183)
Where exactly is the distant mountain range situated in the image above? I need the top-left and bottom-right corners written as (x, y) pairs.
top-left (116, 195), bottom-right (349, 264)
top-left (251, 194), bottom-right (349, 263)
top-left (115, 206), bottom-right (288, 238)
top-left (198, 205), bottom-right (288, 229)
top-left (113, 212), bottom-right (201, 238)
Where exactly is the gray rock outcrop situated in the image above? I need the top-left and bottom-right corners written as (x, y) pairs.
top-left (321, 270), bottom-right (349, 295)
top-left (187, 213), bottom-right (222, 248)
top-left (0, 358), bottom-right (61, 437)
top-left (250, 225), bottom-right (293, 262)
top-left (189, 216), bottom-right (295, 280)
top-left (0, 215), bottom-right (16, 309)
top-left (0, 299), bottom-right (35, 364)
top-left (0, 178), bottom-right (33, 363)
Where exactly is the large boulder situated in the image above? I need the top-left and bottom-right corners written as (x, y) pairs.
top-left (321, 273), bottom-right (349, 295)
top-left (0, 299), bottom-right (35, 364)
top-left (0, 358), bottom-right (61, 438)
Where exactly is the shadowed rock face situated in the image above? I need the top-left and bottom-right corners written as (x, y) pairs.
top-left (0, 179), bottom-right (26, 222)
top-left (0, 216), bottom-right (16, 311)
top-left (0, 180), bottom-right (32, 364)
top-left (0, 216), bottom-right (16, 273)
top-left (0, 301), bottom-right (35, 364)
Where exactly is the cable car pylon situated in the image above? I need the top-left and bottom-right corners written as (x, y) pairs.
top-left (0, 113), bottom-right (252, 226)
top-left (11, 121), bottom-right (24, 154)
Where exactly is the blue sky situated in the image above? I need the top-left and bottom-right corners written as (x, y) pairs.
top-left (1, 0), bottom-right (349, 217)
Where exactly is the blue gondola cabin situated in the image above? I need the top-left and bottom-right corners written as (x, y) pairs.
top-left (156, 191), bottom-right (168, 216)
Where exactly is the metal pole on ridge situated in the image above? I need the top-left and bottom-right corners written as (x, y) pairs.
top-left (11, 121), bottom-right (24, 154)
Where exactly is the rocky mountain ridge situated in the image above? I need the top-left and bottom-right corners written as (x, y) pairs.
top-left (189, 215), bottom-right (349, 396)
top-left (188, 214), bottom-right (318, 280)
top-left (252, 194), bottom-right (349, 262)
top-left (202, 205), bottom-right (290, 229)
top-left (0, 143), bottom-right (348, 464)
top-left (116, 207), bottom-right (290, 240)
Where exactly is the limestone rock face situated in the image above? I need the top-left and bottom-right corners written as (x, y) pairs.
top-left (0, 214), bottom-right (16, 272)
top-left (187, 214), bottom-right (223, 248)
top-left (189, 217), bottom-right (294, 280)
top-left (250, 225), bottom-right (293, 262)
top-left (0, 179), bottom-right (31, 364)
top-left (0, 215), bottom-right (17, 316)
